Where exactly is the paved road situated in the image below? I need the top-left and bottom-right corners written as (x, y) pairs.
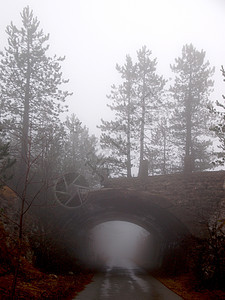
top-left (74, 267), bottom-right (182, 300)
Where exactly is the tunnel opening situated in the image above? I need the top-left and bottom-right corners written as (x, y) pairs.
top-left (55, 189), bottom-right (191, 274)
top-left (84, 221), bottom-right (155, 270)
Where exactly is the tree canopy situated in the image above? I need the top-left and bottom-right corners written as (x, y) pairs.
top-left (170, 44), bottom-right (214, 173)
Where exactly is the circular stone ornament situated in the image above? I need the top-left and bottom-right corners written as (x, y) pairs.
top-left (54, 172), bottom-right (90, 208)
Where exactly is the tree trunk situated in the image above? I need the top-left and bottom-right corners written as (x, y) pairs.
top-left (126, 88), bottom-right (132, 178)
top-left (139, 101), bottom-right (145, 176)
top-left (138, 81), bottom-right (147, 177)
top-left (185, 97), bottom-right (192, 158)
top-left (163, 127), bottom-right (166, 175)
top-left (12, 29), bottom-right (31, 298)
top-left (184, 77), bottom-right (193, 174)
top-left (22, 33), bottom-right (31, 158)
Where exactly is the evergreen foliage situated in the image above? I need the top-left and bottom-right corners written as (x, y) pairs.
top-left (98, 55), bottom-right (136, 176)
top-left (99, 47), bottom-right (165, 176)
top-left (63, 114), bottom-right (100, 184)
top-left (99, 44), bottom-right (215, 176)
top-left (0, 6), bottom-right (71, 172)
top-left (135, 46), bottom-right (166, 175)
top-left (170, 44), bottom-right (214, 172)
top-left (210, 66), bottom-right (225, 166)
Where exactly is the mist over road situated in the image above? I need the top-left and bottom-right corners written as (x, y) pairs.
top-left (74, 265), bottom-right (182, 300)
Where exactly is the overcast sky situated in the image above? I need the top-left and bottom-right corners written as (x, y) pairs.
top-left (1, 0), bottom-right (225, 135)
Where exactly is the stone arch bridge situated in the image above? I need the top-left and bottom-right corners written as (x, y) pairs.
top-left (53, 171), bottom-right (225, 268)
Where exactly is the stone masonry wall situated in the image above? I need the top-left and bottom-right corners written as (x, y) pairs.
top-left (105, 171), bottom-right (225, 237)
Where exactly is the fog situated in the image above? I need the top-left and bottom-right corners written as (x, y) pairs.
top-left (0, 2), bottom-right (224, 298)
top-left (85, 221), bottom-right (152, 269)
top-left (1, 0), bottom-right (225, 135)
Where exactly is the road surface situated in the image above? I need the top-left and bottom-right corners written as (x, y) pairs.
top-left (74, 266), bottom-right (182, 300)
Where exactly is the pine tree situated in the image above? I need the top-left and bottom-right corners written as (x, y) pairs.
top-left (63, 114), bottom-right (99, 184)
top-left (210, 66), bottom-right (225, 166)
top-left (146, 115), bottom-right (181, 175)
top-left (98, 55), bottom-right (137, 177)
top-left (0, 8), bottom-right (72, 295)
top-left (0, 6), bottom-right (71, 188)
top-left (99, 48), bottom-right (166, 177)
top-left (135, 46), bottom-right (166, 176)
top-left (36, 121), bottom-right (66, 175)
top-left (170, 44), bottom-right (214, 173)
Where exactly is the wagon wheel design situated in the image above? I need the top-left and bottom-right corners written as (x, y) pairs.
top-left (54, 172), bottom-right (90, 208)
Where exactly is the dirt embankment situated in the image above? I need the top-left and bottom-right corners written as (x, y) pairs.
top-left (154, 273), bottom-right (225, 300)
top-left (0, 268), bottom-right (93, 299)
top-left (0, 186), bottom-right (93, 299)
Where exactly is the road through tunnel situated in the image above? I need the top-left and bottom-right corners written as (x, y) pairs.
top-left (58, 188), bottom-right (191, 271)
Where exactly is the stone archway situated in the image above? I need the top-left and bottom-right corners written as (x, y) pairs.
top-left (58, 188), bottom-right (191, 269)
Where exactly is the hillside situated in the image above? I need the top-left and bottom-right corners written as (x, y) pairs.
top-left (0, 186), bottom-right (93, 299)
